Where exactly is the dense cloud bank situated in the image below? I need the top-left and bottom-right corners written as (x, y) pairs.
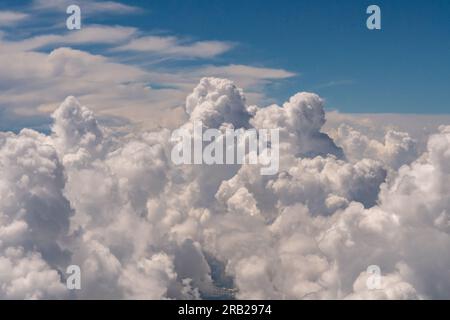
top-left (1, 77), bottom-right (449, 299)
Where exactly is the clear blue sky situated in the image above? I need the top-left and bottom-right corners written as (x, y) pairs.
top-left (125, 0), bottom-right (450, 114)
top-left (2, 0), bottom-right (450, 114)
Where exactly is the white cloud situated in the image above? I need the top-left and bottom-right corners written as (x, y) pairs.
top-left (333, 124), bottom-right (418, 169)
top-left (2, 1), bottom-right (450, 300)
top-left (0, 25), bottom-right (137, 53)
top-left (199, 64), bottom-right (296, 80)
top-left (0, 248), bottom-right (67, 299)
top-left (114, 36), bottom-right (234, 59)
top-left (185, 77), bottom-right (251, 128)
top-left (0, 11), bottom-right (29, 26)
top-left (251, 91), bottom-right (343, 159)
top-left (324, 111), bottom-right (450, 152)
top-left (2, 78), bottom-right (450, 299)
top-left (0, 42), bottom-right (296, 129)
top-left (32, 0), bottom-right (143, 15)
top-left (193, 64), bottom-right (296, 88)
top-left (0, 7), bottom-right (297, 130)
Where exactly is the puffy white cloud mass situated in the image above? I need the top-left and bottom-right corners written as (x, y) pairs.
top-left (1, 77), bottom-right (450, 300)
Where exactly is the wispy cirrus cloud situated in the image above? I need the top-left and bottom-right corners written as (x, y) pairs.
top-left (31, 0), bottom-right (143, 15)
top-left (114, 35), bottom-right (235, 59)
top-left (195, 64), bottom-right (296, 86)
top-left (313, 79), bottom-right (355, 89)
top-left (0, 0), bottom-right (296, 130)
top-left (0, 11), bottom-right (29, 26)
top-left (0, 25), bottom-right (137, 52)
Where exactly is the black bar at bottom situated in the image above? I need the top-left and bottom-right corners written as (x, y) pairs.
top-left (0, 299), bottom-right (446, 318)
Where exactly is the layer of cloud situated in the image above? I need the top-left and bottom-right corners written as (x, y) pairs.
top-left (1, 78), bottom-right (450, 299)
top-left (0, 5), bottom-right (295, 131)
top-left (114, 36), bottom-right (234, 59)
top-left (31, 0), bottom-right (143, 15)
top-left (0, 45), bottom-right (295, 130)
top-left (0, 11), bottom-right (29, 26)
top-left (0, 26), bottom-right (137, 53)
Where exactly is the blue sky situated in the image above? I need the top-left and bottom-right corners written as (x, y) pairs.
top-left (0, 0), bottom-right (449, 133)
top-left (116, 0), bottom-right (450, 114)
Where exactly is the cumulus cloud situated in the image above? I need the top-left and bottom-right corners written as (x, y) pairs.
top-left (1, 77), bottom-right (450, 300)
top-left (251, 92), bottom-right (343, 158)
top-left (0, 127), bottom-right (71, 299)
top-left (186, 77), bottom-right (252, 128)
top-left (333, 124), bottom-right (418, 169)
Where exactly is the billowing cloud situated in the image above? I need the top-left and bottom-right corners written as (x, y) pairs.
top-left (186, 77), bottom-right (252, 128)
top-left (1, 78), bottom-right (450, 300)
top-left (333, 124), bottom-right (418, 169)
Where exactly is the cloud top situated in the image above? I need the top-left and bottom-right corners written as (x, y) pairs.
top-left (1, 78), bottom-right (450, 299)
